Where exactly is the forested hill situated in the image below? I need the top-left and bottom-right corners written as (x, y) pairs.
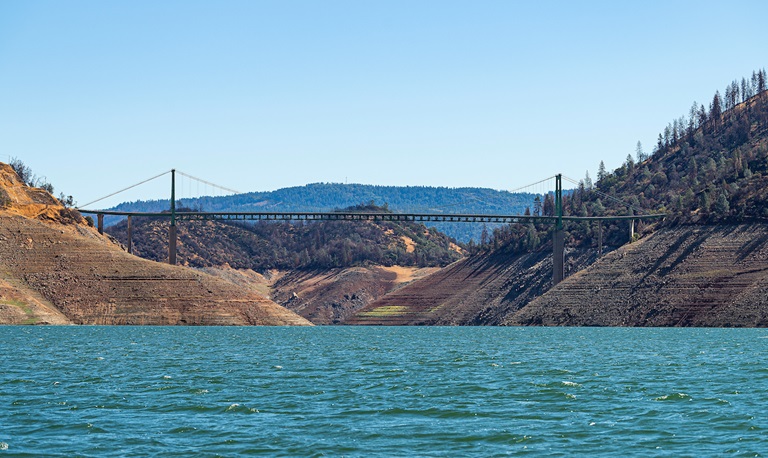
top-left (596, 69), bottom-right (768, 223)
top-left (106, 184), bottom-right (535, 243)
top-left (106, 204), bottom-right (465, 270)
top-left (483, 68), bottom-right (768, 255)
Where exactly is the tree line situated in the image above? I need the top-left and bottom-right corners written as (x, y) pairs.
top-left (475, 68), bottom-right (768, 257)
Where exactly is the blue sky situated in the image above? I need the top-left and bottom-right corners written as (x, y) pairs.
top-left (1, 0), bottom-right (766, 207)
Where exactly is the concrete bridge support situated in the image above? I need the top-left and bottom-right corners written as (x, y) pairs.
top-left (169, 225), bottom-right (177, 265)
top-left (168, 169), bottom-right (177, 265)
top-left (552, 174), bottom-right (564, 286)
top-left (553, 228), bottom-right (564, 285)
top-left (126, 215), bottom-right (132, 254)
top-left (597, 221), bottom-right (603, 255)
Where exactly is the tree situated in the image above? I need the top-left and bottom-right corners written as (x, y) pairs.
top-left (9, 158), bottom-right (33, 185)
top-left (635, 141), bottom-right (647, 162)
top-left (597, 161), bottom-right (606, 182)
top-left (741, 77), bottom-right (750, 102)
top-left (591, 198), bottom-right (604, 216)
top-left (710, 90), bottom-right (723, 129)
top-left (714, 190), bottom-right (730, 216)
top-left (533, 195), bottom-right (542, 216)
top-left (58, 193), bottom-right (75, 208)
top-left (542, 194), bottom-right (555, 217)
top-left (700, 192), bottom-right (711, 213)
top-left (625, 154), bottom-right (635, 171)
top-left (583, 170), bottom-right (593, 190)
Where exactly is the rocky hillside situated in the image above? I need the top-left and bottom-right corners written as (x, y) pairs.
top-left (507, 224), bottom-right (768, 326)
top-left (0, 163), bottom-right (311, 326)
top-left (348, 223), bottom-right (768, 327)
top-left (271, 266), bottom-right (440, 324)
top-left (345, 245), bottom-right (598, 325)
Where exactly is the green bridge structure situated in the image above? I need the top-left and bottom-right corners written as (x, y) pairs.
top-left (78, 170), bottom-right (665, 285)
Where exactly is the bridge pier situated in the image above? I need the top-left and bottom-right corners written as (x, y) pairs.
top-left (597, 221), bottom-right (603, 255)
top-left (629, 219), bottom-right (635, 242)
top-left (169, 169), bottom-right (177, 265)
top-left (97, 213), bottom-right (104, 235)
top-left (552, 174), bottom-right (564, 285)
top-left (553, 228), bottom-right (564, 285)
top-left (127, 215), bottom-right (132, 254)
top-left (169, 225), bottom-right (177, 265)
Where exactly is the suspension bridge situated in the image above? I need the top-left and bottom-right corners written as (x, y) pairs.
top-left (77, 170), bottom-right (665, 285)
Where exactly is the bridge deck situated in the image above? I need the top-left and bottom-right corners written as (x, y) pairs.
top-left (78, 210), bottom-right (664, 224)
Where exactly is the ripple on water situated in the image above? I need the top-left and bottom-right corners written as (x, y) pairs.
top-left (1, 326), bottom-right (768, 457)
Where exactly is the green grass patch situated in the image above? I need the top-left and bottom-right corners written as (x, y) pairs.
top-left (1, 299), bottom-right (39, 325)
top-left (358, 305), bottom-right (411, 317)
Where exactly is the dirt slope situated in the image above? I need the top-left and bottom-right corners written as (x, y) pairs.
top-left (272, 266), bottom-right (440, 324)
top-left (345, 247), bottom-right (599, 325)
top-left (199, 265), bottom-right (440, 324)
top-left (0, 163), bottom-right (311, 326)
top-left (347, 224), bottom-right (768, 327)
top-left (508, 224), bottom-right (768, 326)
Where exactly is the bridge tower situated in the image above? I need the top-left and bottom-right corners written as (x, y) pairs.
top-left (169, 169), bottom-right (177, 265)
top-left (552, 174), bottom-right (564, 285)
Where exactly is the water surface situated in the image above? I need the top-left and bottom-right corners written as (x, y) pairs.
top-left (1, 326), bottom-right (766, 456)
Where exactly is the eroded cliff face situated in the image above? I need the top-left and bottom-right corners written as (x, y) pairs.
top-left (0, 163), bottom-right (311, 326)
top-left (508, 224), bottom-right (768, 327)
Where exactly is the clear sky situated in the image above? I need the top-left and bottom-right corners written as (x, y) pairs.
top-left (1, 0), bottom-right (766, 207)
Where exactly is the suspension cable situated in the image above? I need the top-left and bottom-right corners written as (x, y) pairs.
top-left (79, 170), bottom-right (172, 209)
top-left (562, 174), bottom-right (647, 214)
top-left (175, 170), bottom-right (241, 195)
top-left (507, 176), bottom-right (557, 194)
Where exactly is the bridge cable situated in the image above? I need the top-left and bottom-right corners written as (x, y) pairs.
top-left (507, 176), bottom-right (557, 195)
top-left (406, 175), bottom-right (557, 214)
top-left (561, 174), bottom-right (653, 215)
top-left (175, 170), bottom-right (241, 196)
top-left (79, 170), bottom-right (172, 209)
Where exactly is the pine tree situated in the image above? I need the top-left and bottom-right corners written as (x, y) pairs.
top-left (635, 141), bottom-right (647, 162)
top-left (714, 190), bottom-right (730, 216)
top-left (710, 91), bottom-right (722, 128)
top-left (597, 161), bottom-right (606, 182)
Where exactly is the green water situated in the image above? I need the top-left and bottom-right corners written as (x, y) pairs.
top-left (1, 326), bottom-right (766, 456)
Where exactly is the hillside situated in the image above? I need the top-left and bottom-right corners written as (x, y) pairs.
top-left (506, 224), bottom-right (768, 326)
top-left (345, 246), bottom-right (598, 325)
top-left (105, 205), bottom-right (465, 270)
top-left (349, 224), bottom-right (768, 327)
top-left (103, 184), bottom-right (536, 243)
top-left (347, 71), bottom-right (768, 327)
top-left (0, 163), bottom-right (311, 326)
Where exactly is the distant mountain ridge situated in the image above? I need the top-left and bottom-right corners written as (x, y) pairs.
top-left (105, 183), bottom-right (537, 242)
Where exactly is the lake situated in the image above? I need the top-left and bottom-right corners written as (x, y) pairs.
top-left (1, 326), bottom-right (766, 456)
